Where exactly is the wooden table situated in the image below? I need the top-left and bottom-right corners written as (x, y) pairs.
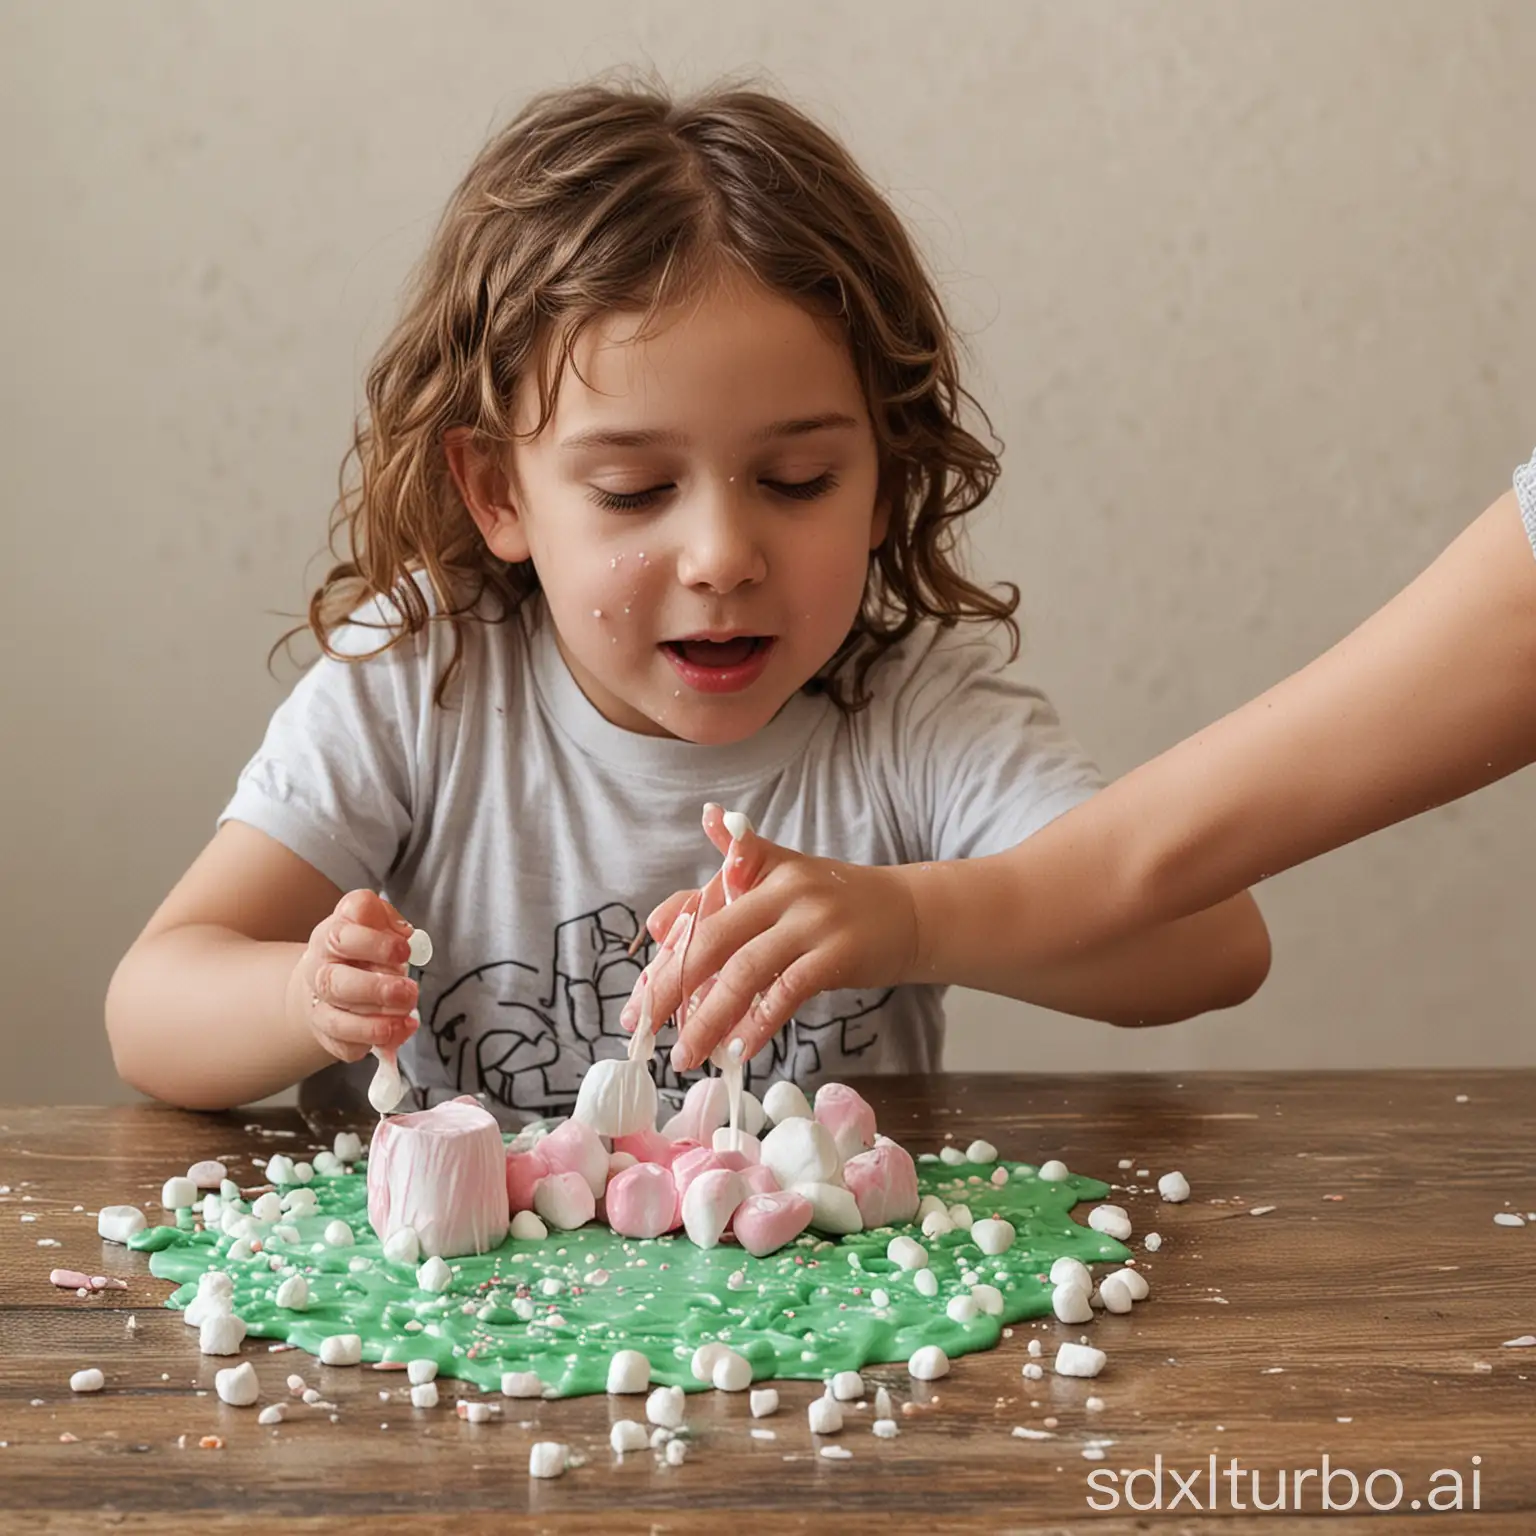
top-left (3, 1072), bottom-right (1533, 1534)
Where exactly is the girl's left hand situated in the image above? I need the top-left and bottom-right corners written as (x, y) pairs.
top-left (620, 806), bottom-right (921, 1073)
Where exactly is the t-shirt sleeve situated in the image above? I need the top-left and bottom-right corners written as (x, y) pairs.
top-left (1514, 447), bottom-right (1536, 561)
top-left (218, 611), bottom-right (423, 895)
top-left (863, 623), bottom-right (1105, 864)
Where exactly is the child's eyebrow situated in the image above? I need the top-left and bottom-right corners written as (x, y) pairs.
top-left (559, 413), bottom-right (859, 452)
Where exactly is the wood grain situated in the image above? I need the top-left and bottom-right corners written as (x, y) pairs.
top-left (2, 1071), bottom-right (1533, 1534)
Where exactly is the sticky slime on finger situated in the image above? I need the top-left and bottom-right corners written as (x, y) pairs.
top-left (130, 1152), bottom-right (1128, 1398)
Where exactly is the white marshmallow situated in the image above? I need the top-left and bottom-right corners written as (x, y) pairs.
top-left (312, 1151), bottom-right (343, 1178)
top-left (410, 1381), bottom-right (439, 1408)
top-left (416, 1256), bottom-right (453, 1294)
top-left (808, 1396), bottom-right (844, 1434)
top-left (460, 1401), bottom-right (492, 1423)
top-left (319, 1334), bottom-right (361, 1367)
top-left (215, 1361), bottom-right (259, 1406)
top-left (607, 1349), bottom-right (651, 1395)
top-left (610, 1419), bottom-right (649, 1454)
top-left (965, 1140), bottom-right (998, 1164)
top-left (265, 1155), bottom-right (297, 1186)
top-left (915, 1195), bottom-right (948, 1222)
top-left (161, 1177), bottom-right (197, 1211)
top-left (722, 809), bottom-right (754, 842)
top-left (252, 1192), bottom-right (284, 1223)
top-left (665, 1437), bottom-right (687, 1466)
top-left (199, 1313), bottom-right (246, 1355)
top-left (913, 1268), bottom-right (939, 1298)
top-left (70, 1368), bottom-right (104, 1393)
top-left (1055, 1342), bottom-right (1107, 1378)
top-left (382, 1226), bottom-right (421, 1265)
top-left (97, 1206), bottom-right (146, 1244)
top-left (407, 927), bottom-right (434, 968)
top-left (712, 1350), bottom-right (753, 1392)
top-left (874, 1386), bottom-right (894, 1418)
top-left (947, 1203), bottom-right (974, 1230)
top-left (921, 1210), bottom-right (955, 1239)
top-left (908, 1345), bottom-right (950, 1381)
top-left (1098, 1274), bottom-right (1134, 1313)
top-left (1037, 1160), bottom-right (1069, 1182)
top-left (1050, 1256), bottom-right (1092, 1291)
top-left (258, 1403), bottom-right (286, 1425)
top-left (1088, 1204), bottom-right (1133, 1241)
top-left (333, 1132), bottom-right (363, 1164)
top-left (646, 1385), bottom-right (685, 1428)
top-left (1109, 1266), bottom-right (1150, 1301)
top-left (501, 1371), bottom-right (544, 1398)
top-left (971, 1218), bottom-right (1015, 1256)
top-left (528, 1442), bottom-right (567, 1478)
top-left (830, 1370), bottom-right (863, 1401)
top-left (1158, 1171), bottom-right (1191, 1202)
top-left (1144, 1232), bottom-right (1163, 1251)
top-left (750, 1387), bottom-right (779, 1418)
top-left (1052, 1282), bottom-right (1093, 1325)
top-left (510, 1210), bottom-right (548, 1242)
top-left (886, 1236), bottom-right (928, 1271)
top-left (682, 1169), bottom-right (746, 1249)
top-left (970, 1283), bottom-right (1005, 1316)
top-left (274, 1275), bottom-right (309, 1310)
top-left (323, 1221), bottom-right (354, 1248)
top-left (946, 1294), bottom-right (979, 1323)
top-left (188, 1160), bottom-right (226, 1189)
top-left (939, 1146), bottom-right (966, 1166)
top-left (793, 1180), bottom-right (863, 1235)
top-left (407, 1359), bottom-right (438, 1385)
top-left (691, 1343), bottom-right (731, 1383)
top-left (1023, 1362), bottom-right (1043, 1380)
top-left (873, 1418), bottom-right (899, 1438)
top-left (760, 1117), bottom-right (841, 1189)
top-left (281, 1187), bottom-right (318, 1216)
top-left (368, 1048), bottom-right (406, 1116)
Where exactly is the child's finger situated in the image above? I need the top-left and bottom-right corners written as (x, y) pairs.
top-left (336, 888), bottom-right (410, 935)
top-left (640, 892), bottom-right (770, 1039)
top-left (326, 918), bottom-right (411, 970)
top-left (676, 938), bottom-right (819, 1071)
top-left (314, 961), bottom-right (417, 1016)
top-left (312, 1002), bottom-right (415, 1061)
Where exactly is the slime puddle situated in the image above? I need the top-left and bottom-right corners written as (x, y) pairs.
top-left (131, 1154), bottom-right (1128, 1398)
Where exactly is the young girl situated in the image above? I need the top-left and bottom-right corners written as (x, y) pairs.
top-left (105, 80), bottom-right (1270, 1120)
top-left (649, 463), bottom-right (1535, 1073)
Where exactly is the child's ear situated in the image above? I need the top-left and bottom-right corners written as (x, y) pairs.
top-left (443, 428), bottom-right (531, 564)
top-left (869, 493), bottom-right (892, 550)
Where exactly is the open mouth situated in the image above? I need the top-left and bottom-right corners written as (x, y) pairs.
top-left (661, 636), bottom-right (770, 669)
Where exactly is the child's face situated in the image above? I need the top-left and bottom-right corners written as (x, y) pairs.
top-left (484, 276), bottom-right (887, 743)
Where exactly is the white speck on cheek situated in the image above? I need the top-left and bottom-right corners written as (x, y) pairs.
top-left (593, 609), bottom-right (603, 619)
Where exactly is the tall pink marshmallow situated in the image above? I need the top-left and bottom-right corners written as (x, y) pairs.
top-left (842, 1139), bottom-right (920, 1229)
top-left (368, 1097), bottom-right (510, 1260)
top-left (813, 1083), bottom-right (878, 1161)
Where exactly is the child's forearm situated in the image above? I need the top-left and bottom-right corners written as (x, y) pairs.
top-left (901, 490), bottom-right (1536, 988)
top-left (106, 926), bottom-right (331, 1110)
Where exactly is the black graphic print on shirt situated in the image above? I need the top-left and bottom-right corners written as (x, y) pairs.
top-left (422, 899), bottom-right (891, 1120)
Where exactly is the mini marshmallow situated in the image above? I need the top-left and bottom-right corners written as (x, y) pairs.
top-left (1098, 1274), bottom-right (1134, 1314)
top-left (407, 1360), bottom-right (438, 1385)
top-left (607, 1151), bottom-right (639, 1176)
top-left (410, 1381), bottom-right (439, 1408)
top-left (971, 1218), bottom-right (1015, 1256)
top-left (292, 1162), bottom-right (314, 1183)
top-left (312, 1151), bottom-right (344, 1177)
top-left (665, 1437), bottom-right (687, 1466)
top-left (762, 1079), bottom-right (812, 1125)
top-left (459, 1401), bottom-right (492, 1423)
top-left (407, 927), bottom-right (433, 967)
top-left (533, 1170), bottom-right (597, 1231)
top-left (281, 1187), bottom-right (319, 1216)
top-left (265, 1155), bottom-right (297, 1186)
top-left (257, 1404), bottom-right (286, 1425)
top-left (971, 1283), bottom-right (1004, 1316)
top-left (760, 1117), bottom-right (841, 1190)
top-left (382, 1226), bottom-right (421, 1265)
top-left (1158, 1171), bottom-right (1191, 1202)
top-left (691, 1342), bottom-right (731, 1382)
top-left (574, 1056), bottom-right (659, 1140)
top-left (1037, 1160), bottom-right (1069, 1182)
top-left (529, 1442), bottom-right (567, 1478)
top-left (947, 1203), bottom-right (974, 1230)
top-left (1108, 1266), bottom-right (1150, 1301)
top-left (1023, 1362), bottom-right (1043, 1380)
top-left (199, 1313), bottom-right (246, 1355)
top-left (939, 1145), bottom-right (966, 1166)
top-left (1052, 1281), bottom-right (1093, 1325)
top-left (319, 1334), bottom-right (361, 1366)
top-left (830, 1370), bottom-right (864, 1401)
top-left (922, 1210), bottom-right (955, 1239)
top-left (188, 1160), bottom-right (226, 1189)
top-left (220, 1178), bottom-right (242, 1201)
top-left (793, 1180), bottom-right (863, 1235)
top-left (1055, 1342), bottom-right (1107, 1378)
top-left (681, 1168), bottom-right (745, 1250)
top-left (70, 1368), bottom-right (104, 1393)
top-left (607, 1349), bottom-right (651, 1395)
top-left (1088, 1204), bottom-right (1133, 1241)
top-left (873, 1418), bottom-right (899, 1438)
top-left (808, 1396), bottom-right (844, 1434)
top-left (908, 1345), bottom-right (950, 1381)
top-left (712, 1350), bottom-right (753, 1392)
top-left (611, 1419), bottom-right (649, 1454)
top-left (946, 1294), bottom-right (979, 1323)
top-left (502, 1371), bottom-right (544, 1398)
top-left (509, 1210), bottom-right (549, 1242)
top-left (416, 1256), bottom-right (453, 1294)
top-left (227, 1239), bottom-right (255, 1262)
top-left (1050, 1256), bottom-right (1092, 1291)
top-left (252, 1193), bottom-right (284, 1223)
top-left (215, 1361), bottom-right (259, 1406)
top-left (750, 1387), bottom-right (779, 1417)
top-left (916, 1194), bottom-right (947, 1222)
top-left (913, 1268), bottom-right (939, 1298)
top-left (646, 1385), bottom-right (685, 1428)
top-left (324, 1221), bottom-right (354, 1248)
top-left (711, 1126), bottom-right (761, 1162)
top-left (965, 1139), bottom-right (998, 1164)
top-left (161, 1177), bottom-right (197, 1211)
top-left (274, 1276), bottom-right (309, 1311)
top-left (1027, 1338), bottom-right (1043, 1357)
top-left (886, 1236), bottom-right (928, 1271)
top-left (1144, 1232), bottom-right (1163, 1251)
top-left (334, 1132), bottom-right (363, 1164)
top-left (97, 1206), bottom-right (146, 1244)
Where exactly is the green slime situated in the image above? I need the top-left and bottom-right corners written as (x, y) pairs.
top-left (131, 1153), bottom-right (1128, 1397)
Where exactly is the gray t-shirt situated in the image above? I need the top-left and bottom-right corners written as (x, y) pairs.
top-left (222, 588), bottom-right (1102, 1125)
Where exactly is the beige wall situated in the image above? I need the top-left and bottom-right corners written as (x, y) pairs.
top-left (3, 1), bottom-right (1534, 1104)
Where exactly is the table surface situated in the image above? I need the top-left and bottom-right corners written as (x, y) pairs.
top-left (2, 1071), bottom-right (1533, 1534)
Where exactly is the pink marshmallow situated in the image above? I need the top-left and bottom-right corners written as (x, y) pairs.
top-left (711, 1127), bottom-right (761, 1162)
top-left (739, 1163), bottom-right (781, 1198)
top-left (612, 1127), bottom-right (676, 1166)
top-left (660, 1078), bottom-right (730, 1143)
top-left (539, 1118), bottom-right (609, 1199)
top-left (680, 1167), bottom-right (746, 1250)
top-left (670, 1147), bottom-right (730, 1203)
top-left (532, 1170), bottom-right (596, 1231)
top-left (733, 1189), bottom-right (814, 1257)
top-left (842, 1140), bottom-right (920, 1228)
top-left (604, 1162), bottom-right (681, 1239)
top-left (368, 1097), bottom-right (510, 1260)
top-left (505, 1146), bottom-right (552, 1214)
top-left (813, 1083), bottom-right (878, 1161)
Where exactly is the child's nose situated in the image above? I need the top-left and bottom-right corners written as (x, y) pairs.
top-left (675, 484), bottom-right (766, 592)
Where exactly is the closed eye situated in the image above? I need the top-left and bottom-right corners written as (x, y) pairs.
top-left (587, 472), bottom-right (839, 513)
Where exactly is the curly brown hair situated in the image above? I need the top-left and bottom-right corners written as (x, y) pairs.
top-left (291, 75), bottom-right (1018, 711)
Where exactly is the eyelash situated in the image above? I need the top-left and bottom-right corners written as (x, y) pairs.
top-left (589, 472), bottom-right (839, 512)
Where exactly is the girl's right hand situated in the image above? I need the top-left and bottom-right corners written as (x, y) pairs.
top-left (285, 890), bottom-right (420, 1064)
